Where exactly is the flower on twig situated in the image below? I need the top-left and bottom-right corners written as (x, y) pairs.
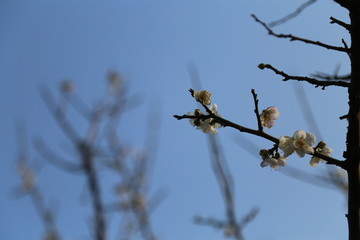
top-left (279, 130), bottom-right (316, 157)
top-left (260, 106), bottom-right (280, 129)
top-left (259, 149), bottom-right (287, 169)
top-left (188, 104), bottom-right (221, 134)
top-left (309, 141), bottom-right (333, 167)
top-left (193, 90), bottom-right (212, 105)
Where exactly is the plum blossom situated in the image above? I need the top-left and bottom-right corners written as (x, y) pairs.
top-left (193, 90), bottom-right (212, 105)
top-left (279, 130), bottom-right (316, 157)
top-left (260, 106), bottom-right (280, 129)
top-left (188, 104), bottom-right (221, 134)
top-left (309, 141), bottom-right (333, 167)
top-left (259, 149), bottom-right (287, 169)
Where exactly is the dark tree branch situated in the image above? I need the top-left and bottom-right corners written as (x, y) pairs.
top-left (251, 89), bottom-right (263, 131)
top-left (330, 16), bottom-right (351, 32)
top-left (311, 72), bottom-right (351, 81)
top-left (252, 14), bottom-right (350, 53)
top-left (174, 89), bottom-right (346, 169)
top-left (268, 0), bottom-right (317, 27)
top-left (258, 63), bottom-right (350, 88)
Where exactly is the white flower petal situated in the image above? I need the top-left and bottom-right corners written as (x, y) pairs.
top-left (305, 132), bottom-right (316, 146)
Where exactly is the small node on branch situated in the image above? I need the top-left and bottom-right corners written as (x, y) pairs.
top-left (258, 63), bottom-right (266, 70)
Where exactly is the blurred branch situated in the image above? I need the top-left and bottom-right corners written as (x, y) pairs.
top-left (208, 135), bottom-right (244, 240)
top-left (252, 14), bottom-right (350, 53)
top-left (34, 138), bottom-right (82, 173)
top-left (268, 0), bottom-right (316, 27)
top-left (39, 87), bottom-right (79, 143)
top-left (15, 126), bottom-right (61, 240)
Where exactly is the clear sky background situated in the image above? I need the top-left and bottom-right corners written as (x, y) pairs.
top-left (1, 0), bottom-right (351, 239)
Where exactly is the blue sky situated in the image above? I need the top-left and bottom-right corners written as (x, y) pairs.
top-left (1, 0), bottom-right (350, 239)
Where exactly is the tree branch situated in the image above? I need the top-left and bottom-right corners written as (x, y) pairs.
top-left (252, 14), bottom-right (350, 53)
top-left (330, 16), bottom-right (351, 32)
top-left (258, 63), bottom-right (350, 89)
top-left (251, 89), bottom-right (263, 131)
top-left (174, 89), bottom-right (346, 169)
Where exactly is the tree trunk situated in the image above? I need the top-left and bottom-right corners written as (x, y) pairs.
top-left (347, 2), bottom-right (360, 239)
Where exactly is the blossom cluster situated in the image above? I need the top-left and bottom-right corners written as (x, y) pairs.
top-left (186, 90), bottom-right (222, 134)
top-left (181, 91), bottom-right (334, 168)
top-left (188, 104), bottom-right (221, 134)
top-left (277, 130), bottom-right (333, 168)
top-left (259, 149), bottom-right (287, 169)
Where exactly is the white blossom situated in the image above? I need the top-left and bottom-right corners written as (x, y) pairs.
top-left (259, 149), bottom-right (287, 169)
top-left (279, 130), bottom-right (316, 158)
top-left (193, 90), bottom-right (212, 105)
top-left (292, 130), bottom-right (316, 157)
top-left (187, 105), bottom-right (221, 134)
top-left (309, 141), bottom-right (333, 167)
top-left (260, 106), bottom-right (280, 129)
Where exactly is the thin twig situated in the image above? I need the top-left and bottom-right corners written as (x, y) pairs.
top-left (251, 89), bottom-right (263, 131)
top-left (258, 63), bottom-right (350, 89)
top-left (252, 14), bottom-right (350, 53)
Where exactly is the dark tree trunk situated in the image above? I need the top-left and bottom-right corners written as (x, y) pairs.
top-left (347, 2), bottom-right (360, 239)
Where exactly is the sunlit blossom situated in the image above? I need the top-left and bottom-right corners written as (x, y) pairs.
top-left (193, 90), bottom-right (212, 105)
top-left (187, 105), bottom-right (221, 134)
top-left (279, 130), bottom-right (316, 157)
top-left (260, 106), bottom-right (280, 129)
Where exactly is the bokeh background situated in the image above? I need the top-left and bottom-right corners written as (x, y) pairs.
top-left (1, 0), bottom-right (350, 239)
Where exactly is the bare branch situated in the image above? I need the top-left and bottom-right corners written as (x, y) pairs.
top-left (174, 89), bottom-right (346, 169)
top-left (258, 63), bottom-right (350, 88)
top-left (330, 16), bottom-right (351, 32)
top-left (251, 89), bottom-right (263, 131)
top-left (268, 0), bottom-right (317, 27)
top-left (252, 14), bottom-right (350, 53)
